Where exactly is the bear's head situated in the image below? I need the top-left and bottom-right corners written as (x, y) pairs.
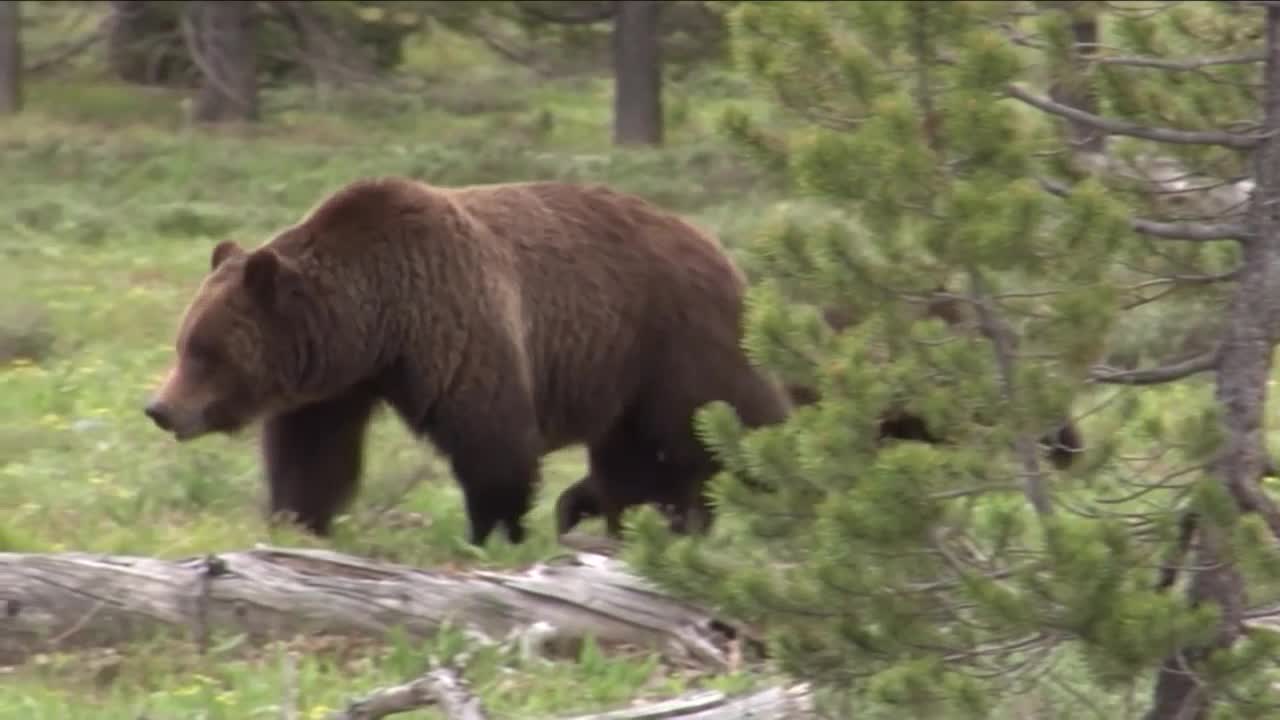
top-left (144, 240), bottom-right (312, 441)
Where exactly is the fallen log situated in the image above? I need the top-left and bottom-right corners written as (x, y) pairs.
top-left (0, 545), bottom-right (749, 669)
top-left (332, 664), bottom-right (814, 720)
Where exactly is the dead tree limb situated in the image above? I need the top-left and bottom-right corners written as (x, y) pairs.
top-left (0, 546), bottom-right (749, 670)
top-left (1007, 83), bottom-right (1266, 149)
top-left (1089, 348), bottom-right (1221, 385)
top-left (333, 668), bottom-right (814, 720)
top-left (332, 666), bottom-right (490, 720)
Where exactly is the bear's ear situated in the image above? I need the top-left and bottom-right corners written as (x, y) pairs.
top-left (243, 248), bottom-right (301, 309)
top-left (211, 241), bottom-right (245, 271)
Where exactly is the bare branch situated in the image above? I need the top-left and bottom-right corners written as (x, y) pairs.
top-left (1124, 266), bottom-right (1242, 297)
top-left (1096, 53), bottom-right (1264, 71)
top-left (1131, 217), bottom-right (1253, 242)
top-left (1007, 83), bottom-right (1267, 149)
top-left (967, 271), bottom-right (1054, 516)
top-left (1088, 348), bottom-right (1220, 385)
top-left (1036, 177), bottom-right (1254, 241)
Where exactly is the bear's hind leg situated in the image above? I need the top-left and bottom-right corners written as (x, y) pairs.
top-left (1041, 419), bottom-right (1085, 470)
top-left (261, 385), bottom-right (380, 537)
top-left (555, 471), bottom-right (696, 538)
top-left (554, 476), bottom-right (601, 537)
top-left (583, 423), bottom-right (698, 539)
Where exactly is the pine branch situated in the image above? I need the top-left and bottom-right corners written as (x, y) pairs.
top-left (1036, 177), bottom-right (1254, 241)
top-left (1088, 348), bottom-right (1220, 385)
top-left (1095, 53), bottom-right (1264, 71)
top-left (1007, 83), bottom-right (1267, 149)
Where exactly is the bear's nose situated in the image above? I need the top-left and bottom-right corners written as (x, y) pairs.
top-left (144, 401), bottom-right (174, 432)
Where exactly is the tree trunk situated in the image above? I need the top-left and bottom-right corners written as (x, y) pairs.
top-left (0, 546), bottom-right (755, 670)
top-left (1044, 1), bottom-right (1104, 154)
top-left (612, 0), bottom-right (663, 146)
top-left (187, 0), bottom-right (257, 124)
top-left (0, 0), bottom-right (20, 114)
top-left (1144, 7), bottom-right (1280, 719)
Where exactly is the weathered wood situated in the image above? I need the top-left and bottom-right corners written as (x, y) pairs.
top-left (332, 664), bottom-right (814, 720)
top-left (0, 546), bottom-right (746, 669)
top-left (333, 666), bottom-right (491, 720)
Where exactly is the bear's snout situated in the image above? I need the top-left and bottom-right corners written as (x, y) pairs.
top-left (143, 398), bottom-right (206, 440)
top-left (143, 400), bottom-right (175, 433)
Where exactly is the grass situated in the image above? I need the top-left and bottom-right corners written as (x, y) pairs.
top-left (0, 34), bottom-right (793, 716)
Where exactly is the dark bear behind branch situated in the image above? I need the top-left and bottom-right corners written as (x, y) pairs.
top-left (795, 293), bottom-right (1086, 470)
top-left (554, 288), bottom-right (1086, 538)
top-left (143, 177), bottom-right (793, 546)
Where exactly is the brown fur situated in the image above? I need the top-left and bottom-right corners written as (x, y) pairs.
top-left (144, 177), bottom-right (792, 546)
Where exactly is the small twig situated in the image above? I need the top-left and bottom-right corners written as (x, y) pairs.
top-left (47, 600), bottom-right (106, 647)
top-left (356, 463), bottom-right (437, 534)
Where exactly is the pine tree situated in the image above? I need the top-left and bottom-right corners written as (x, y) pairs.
top-left (625, 3), bottom-right (1280, 717)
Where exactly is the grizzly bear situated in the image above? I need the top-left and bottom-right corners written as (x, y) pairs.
top-left (143, 177), bottom-right (793, 546)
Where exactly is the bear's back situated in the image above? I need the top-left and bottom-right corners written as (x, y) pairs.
top-left (446, 180), bottom-right (762, 448)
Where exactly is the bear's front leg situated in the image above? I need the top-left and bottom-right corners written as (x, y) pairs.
top-left (444, 437), bottom-right (540, 546)
top-left (421, 389), bottom-right (544, 547)
top-left (261, 386), bottom-right (380, 536)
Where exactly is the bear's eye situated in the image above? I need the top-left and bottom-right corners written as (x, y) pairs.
top-left (186, 340), bottom-right (221, 369)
